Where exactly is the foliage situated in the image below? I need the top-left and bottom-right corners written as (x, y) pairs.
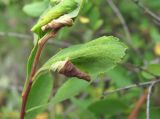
top-left (21, 0), bottom-right (127, 119)
top-left (25, 36), bottom-right (127, 119)
top-left (0, 0), bottom-right (160, 119)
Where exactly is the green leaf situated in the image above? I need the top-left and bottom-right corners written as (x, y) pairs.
top-left (25, 78), bottom-right (90, 114)
top-left (27, 36), bottom-right (127, 113)
top-left (35, 36), bottom-right (127, 104)
top-left (51, 78), bottom-right (89, 104)
top-left (71, 97), bottom-right (93, 110)
top-left (107, 66), bottom-right (132, 87)
top-left (67, 0), bottom-right (86, 18)
top-left (31, 0), bottom-right (78, 34)
top-left (25, 72), bottom-right (53, 119)
top-left (31, 0), bottom-right (86, 35)
top-left (142, 64), bottom-right (160, 79)
top-left (23, 1), bottom-right (49, 17)
top-left (69, 98), bottom-right (97, 119)
top-left (88, 98), bottom-right (127, 116)
top-left (86, 4), bottom-right (103, 30)
top-left (40, 36), bottom-right (127, 77)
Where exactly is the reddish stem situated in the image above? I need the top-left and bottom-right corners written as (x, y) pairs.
top-left (20, 16), bottom-right (72, 118)
top-left (20, 31), bottom-right (57, 119)
top-left (128, 91), bottom-right (148, 119)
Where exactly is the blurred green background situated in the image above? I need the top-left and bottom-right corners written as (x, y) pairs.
top-left (0, 0), bottom-right (160, 119)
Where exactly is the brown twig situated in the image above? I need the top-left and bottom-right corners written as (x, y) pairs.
top-left (20, 30), bottom-right (57, 119)
top-left (102, 80), bottom-right (158, 96)
top-left (103, 62), bottom-right (160, 119)
top-left (0, 31), bottom-right (31, 39)
top-left (106, 0), bottom-right (132, 43)
top-left (131, 0), bottom-right (160, 22)
top-left (106, 0), bottom-right (142, 57)
top-left (20, 16), bottom-right (73, 119)
top-left (128, 91), bottom-right (148, 119)
top-left (128, 79), bottom-right (160, 119)
top-left (123, 63), bottom-right (160, 79)
top-left (0, 31), bottom-right (70, 47)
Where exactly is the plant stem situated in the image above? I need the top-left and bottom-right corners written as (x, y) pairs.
top-left (131, 0), bottom-right (160, 22)
top-left (20, 31), bottom-right (58, 119)
top-left (128, 91), bottom-right (148, 119)
top-left (146, 81), bottom-right (159, 119)
top-left (20, 16), bottom-right (73, 119)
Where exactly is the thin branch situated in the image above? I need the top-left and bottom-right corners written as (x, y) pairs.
top-left (123, 63), bottom-right (160, 79)
top-left (0, 85), bottom-right (23, 92)
top-left (102, 79), bottom-right (160, 119)
top-left (20, 30), bottom-right (58, 119)
top-left (128, 91), bottom-right (148, 119)
top-left (106, 0), bottom-right (141, 57)
top-left (128, 79), bottom-right (160, 119)
top-left (102, 80), bottom-right (159, 96)
top-left (0, 31), bottom-right (70, 47)
top-left (0, 31), bottom-right (31, 39)
top-left (146, 80), bottom-right (159, 119)
top-left (20, 16), bottom-right (73, 119)
top-left (106, 0), bottom-right (132, 42)
top-left (131, 0), bottom-right (160, 22)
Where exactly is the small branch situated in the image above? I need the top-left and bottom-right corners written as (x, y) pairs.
top-left (102, 62), bottom-right (160, 119)
top-left (0, 31), bottom-right (70, 47)
top-left (146, 80), bottom-right (158, 119)
top-left (123, 63), bottom-right (160, 79)
top-left (131, 0), bottom-right (160, 22)
top-left (102, 79), bottom-right (160, 119)
top-left (0, 85), bottom-right (23, 92)
top-left (128, 91), bottom-right (148, 119)
top-left (128, 79), bottom-right (160, 119)
top-left (106, 0), bottom-right (132, 42)
top-left (20, 16), bottom-right (73, 119)
top-left (102, 80), bottom-right (159, 96)
top-left (20, 30), bottom-right (57, 119)
top-left (106, 0), bottom-right (141, 57)
top-left (0, 31), bottom-right (31, 39)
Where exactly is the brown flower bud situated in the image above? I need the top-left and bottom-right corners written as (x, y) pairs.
top-left (41, 15), bottom-right (73, 31)
top-left (51, 60), bottom-right (91, 82)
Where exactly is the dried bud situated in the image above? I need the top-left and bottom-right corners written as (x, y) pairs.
top-left (51, 60), bottom-right (91, 82)
top-left (42, 15), bottom-right (73, 31)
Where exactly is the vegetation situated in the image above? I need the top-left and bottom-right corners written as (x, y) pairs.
top-left (0, 0), bottom-right (160, 119)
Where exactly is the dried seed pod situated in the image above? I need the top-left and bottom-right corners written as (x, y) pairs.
top-left (51, 60), bottom-right (91, 82)
top-left (41, 15), bottom-right (73, 31)
top-left (31, 0), bottom-right (78, 34)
